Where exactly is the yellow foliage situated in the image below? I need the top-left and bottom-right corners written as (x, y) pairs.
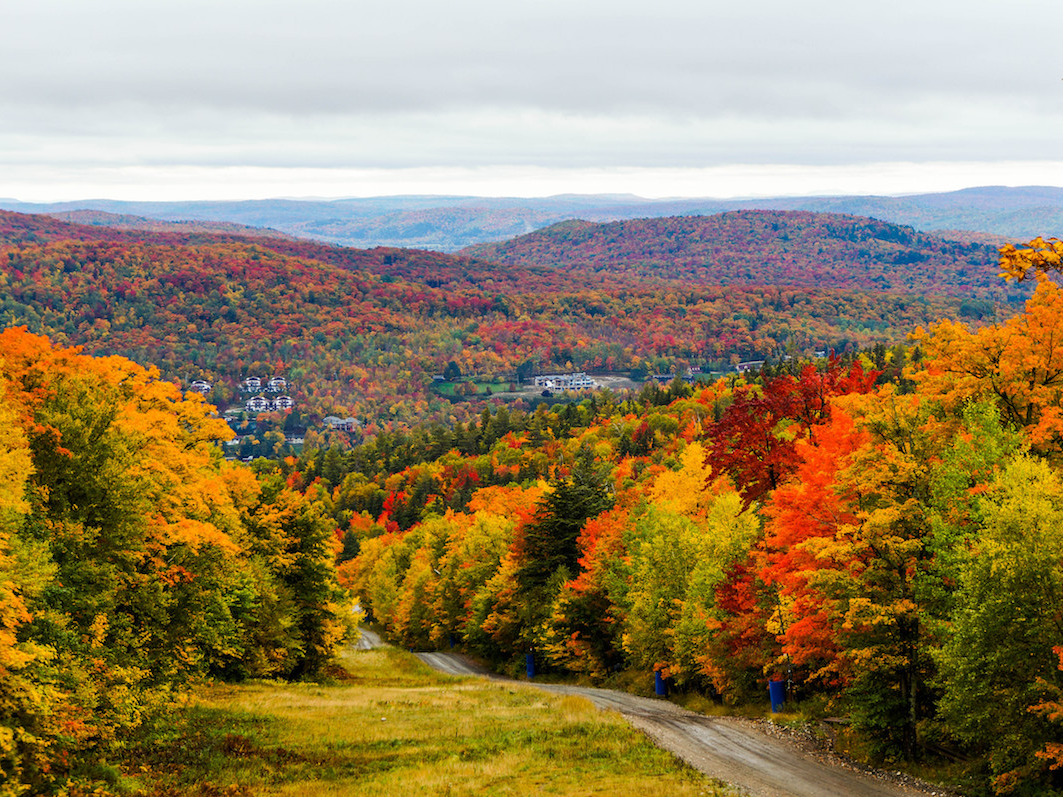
top-left (913, 278), bottom-right (1063, 451)
top-left (998, 237), bottom-right (1063, 282)
top-left (0, 376), bottom-right (35, 673)
top-left (645, 441), bottom-right (729, 518)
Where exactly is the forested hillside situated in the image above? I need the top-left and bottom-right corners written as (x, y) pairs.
top-left (0, 210), bottom-right (1015, 430)
top-left (464, 211), bottom-right (1018, 298)
top-left (3, 209), bottom-right (1062, 793)
top-left (0, 329), bottom-right (348, 793)
top-left (320, 240), bottom-right (1063, 795)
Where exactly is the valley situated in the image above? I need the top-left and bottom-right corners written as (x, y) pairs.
top-left (7, 1), bottom-right (1061, 793)
top-left (2, 202), bottom-right (1062, 795)
top-left (0, 207), bottom-right (1021, 436)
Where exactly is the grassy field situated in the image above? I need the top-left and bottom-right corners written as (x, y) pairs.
top-left (127, 647), bottom-right (730, 796)
top-left (430, 379), bottom-right (514, 397)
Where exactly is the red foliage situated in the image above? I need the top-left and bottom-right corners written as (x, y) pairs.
top-left (707, 359), bottom-right (877, 506)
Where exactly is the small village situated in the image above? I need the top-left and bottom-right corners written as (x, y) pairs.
top-left (203, 362), bottom-right (788, 461)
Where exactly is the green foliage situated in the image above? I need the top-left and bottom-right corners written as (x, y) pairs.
top-left (507, 450), bottom-right (614, 652)
top-left (242, 480), bottom-right (347, 679)
top-left (621, 498), bottom-right (758, 686)
top-left (518, 449), bottom-right (614, 590)
top-left (935, 455), bottom-right (1063, 793)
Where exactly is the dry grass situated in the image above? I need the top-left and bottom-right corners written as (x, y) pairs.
top-left (159, 647), bottom-right (729, 796)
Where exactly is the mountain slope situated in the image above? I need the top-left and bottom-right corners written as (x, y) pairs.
top-left (0, 209), bottom-right (582, 294)
top-left (462, 211), bottom-right (1017, 300)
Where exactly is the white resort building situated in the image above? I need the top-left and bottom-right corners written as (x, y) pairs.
top-left (533, 372), bottom-right (597, 390)
top-left (245, 395), bottom-right (295, 413)
top-left (323, 416), bottom-right (361, 432)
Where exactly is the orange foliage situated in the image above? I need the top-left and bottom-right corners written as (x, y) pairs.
top-left (758, 409), bottom-right (869, 681)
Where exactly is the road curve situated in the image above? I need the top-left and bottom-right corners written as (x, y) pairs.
top-left (352, 626), bottom-right (383, 651)
top-left (413, 652), bottom-right (946, 797)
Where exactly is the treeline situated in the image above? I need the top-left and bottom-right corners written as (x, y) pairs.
top-left (329, 244), bottom-right (1063, 795)
top-left (0, 329), bottom-right (348, 794)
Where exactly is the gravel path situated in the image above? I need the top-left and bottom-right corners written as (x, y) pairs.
top-left (351, 626), bottom-right (383, 651)
top-left (413, 651), bottom-right (952, 797)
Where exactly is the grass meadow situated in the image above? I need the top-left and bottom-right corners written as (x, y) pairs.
top-left (125, 646), bottom-right (729, 796)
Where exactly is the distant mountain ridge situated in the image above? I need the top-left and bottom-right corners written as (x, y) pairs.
top-left (48, 209), bottom-right (294, 239)
top-left (2, 185), bottom-right (1061, 251)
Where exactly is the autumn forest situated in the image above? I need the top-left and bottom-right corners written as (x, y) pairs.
top-left (1, 208), bottom-right (1062, 795)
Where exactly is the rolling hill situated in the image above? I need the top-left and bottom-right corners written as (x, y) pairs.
top-left (0, 209), bottom-right (1019, 430)
top-left (463, 210), bottom-right (1018, 300)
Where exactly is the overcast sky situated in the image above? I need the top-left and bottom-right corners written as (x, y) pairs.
top-left (2, 0), bottom-right (1061, 200)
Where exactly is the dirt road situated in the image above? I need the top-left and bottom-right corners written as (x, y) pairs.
top-left (414, 652), bottom-right (948, 797)
top-left (352, 626), bottom-right (383, 651)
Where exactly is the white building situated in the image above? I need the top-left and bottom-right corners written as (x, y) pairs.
top-left (323, 416), bottom-right (361, 432)
top-left (246, 395), bottom-right (296, 413)
top-left (246, 395), bottom-right (270, 413)
top-left (533, 372), bottom-right (597, 391)
top-left (734, 361), bottom-right (766, 374)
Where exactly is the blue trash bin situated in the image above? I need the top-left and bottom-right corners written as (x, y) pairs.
top-left (654, 670), bottom-right (668, 697)
top-left (768, 679), bottom-right (785, 712)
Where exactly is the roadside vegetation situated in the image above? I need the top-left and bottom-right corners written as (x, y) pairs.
top-left (0, 329), bottom-right (349, 794)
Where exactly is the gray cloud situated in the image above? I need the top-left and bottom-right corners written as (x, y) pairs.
top-left (1, 0), bottom-right (1061, 180)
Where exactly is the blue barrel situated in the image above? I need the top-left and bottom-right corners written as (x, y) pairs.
top-left (768, 679), bottom-right (785, 712)
top-left (526, 653), bottom-right (535, 679)
top-left (655, 670), bottom-right (668, 697)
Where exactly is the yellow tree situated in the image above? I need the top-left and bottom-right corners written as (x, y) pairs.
top-left (914, 278), bottom-right (1063, 452)
top-left (915, 238), bottom-right (1063, 453)
top-left (622, 492), bottom-right (759, 689)
top-left (0, 328), bottom-right (254, 789)
top-left (0, 375), bottom-right (54, 796)
top-left (997, 237), bottom-right (1063, 282)
top-left (0, 377), bottom-right (33, 671)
